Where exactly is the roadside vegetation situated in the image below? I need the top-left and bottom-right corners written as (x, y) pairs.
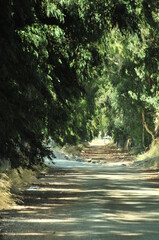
top-left (0, 162), bottom-right (44, 210)
top-left (62, 142), bottom-right (89, 156)
top-left (136, 139), bottom-right (159, 169)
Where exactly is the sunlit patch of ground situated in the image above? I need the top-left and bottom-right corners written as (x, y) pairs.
top-left (80, 139), bottom-right (134, 166)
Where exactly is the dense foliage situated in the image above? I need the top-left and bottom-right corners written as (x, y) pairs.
top-left (0, 0), bottom-right (158, 167)
top-left (0, 0), bottom-right (110, 167)
top-left (97, 0), bottom-right (159, 150)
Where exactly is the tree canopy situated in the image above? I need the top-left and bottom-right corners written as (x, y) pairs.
top-left (0, 0), bottom-right (158, 167)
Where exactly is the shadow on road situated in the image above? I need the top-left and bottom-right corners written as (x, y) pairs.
top-left (1, 166), bottom-right (159, 240)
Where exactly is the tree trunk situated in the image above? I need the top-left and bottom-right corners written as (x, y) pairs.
top-left (142, 110), bottom-right (155, 141)
top-left (154, 112), bottom-right (159, 138)
top-left (142, 124), bottom-right (146, 150)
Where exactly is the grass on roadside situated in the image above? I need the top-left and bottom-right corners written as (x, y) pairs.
top-left (0, 161), bottom-right (44, 210)
top-left (136, 139), bottom-right (159, 169)
top-left (0, 173), bottom-right (15, 209)
top-left (62, 142), bottom-right (89, 156)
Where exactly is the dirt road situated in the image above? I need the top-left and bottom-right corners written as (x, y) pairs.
top-left (1, 142), bottom-right (159, 240)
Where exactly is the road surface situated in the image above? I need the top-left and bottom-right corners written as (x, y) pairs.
top-left (1, 141), bottom-right (159, 240)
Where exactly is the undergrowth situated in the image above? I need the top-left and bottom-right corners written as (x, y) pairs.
top-left (136, 139), bottom-right (159, 169)
top-left (0, 161), bottom-right (44, 210)
top-left (62, 142), bottom-right (89, 156)
top-left (0, 173), bottom-right (14, 208)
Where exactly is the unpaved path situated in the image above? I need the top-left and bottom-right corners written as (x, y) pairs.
top-left (1, 142), bottom-right (159, 240)
top-left (79, 141), bottom-right (134, 165)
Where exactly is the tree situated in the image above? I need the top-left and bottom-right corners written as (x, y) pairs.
top-left (95, 0), bottom-right (159, 149)
top-left (0, 0), bottom-right (111, 167)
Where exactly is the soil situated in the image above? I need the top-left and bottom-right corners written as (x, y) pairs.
top-left (1, 142), bottom-right (159, 240)
top-left (79, 143), bottom-right (134, 165)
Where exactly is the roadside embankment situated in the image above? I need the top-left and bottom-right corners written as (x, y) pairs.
top-left (0, 164), bottom-right (42, 211)
top-left (0, 142), bottom-right (85, 211)
top-left (134, 139), bottom-right (159, 170)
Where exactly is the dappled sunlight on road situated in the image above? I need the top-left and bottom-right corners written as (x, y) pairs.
top-left (1, 165), bottom-right (159, 240)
